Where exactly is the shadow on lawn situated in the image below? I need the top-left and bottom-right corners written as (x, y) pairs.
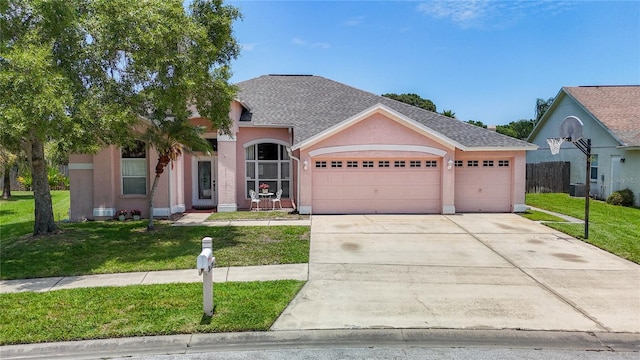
top-left (0, 222), bottom-right (241, 280)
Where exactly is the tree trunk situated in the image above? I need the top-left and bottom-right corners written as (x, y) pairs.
top-left (2, 165), bottom-right (11, 199)
top-left (30, 137), bottom-right (57, 235)
top-left (147, 172), bottom-right (161, 231)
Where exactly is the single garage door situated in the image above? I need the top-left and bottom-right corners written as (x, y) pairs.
top-left (455, 159), bottom-right (512, 212)
top-left (312, 158), bottom-right (441, 214)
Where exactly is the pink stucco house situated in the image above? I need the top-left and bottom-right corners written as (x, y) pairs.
top-left (69, 75), bottom-right (537, 220)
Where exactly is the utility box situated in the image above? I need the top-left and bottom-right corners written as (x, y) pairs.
top-left (569, 183), bottom-right (586, 197)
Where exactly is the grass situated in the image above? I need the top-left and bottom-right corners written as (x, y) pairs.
top-left (207, 210), bottom-right (309, 221)
top-left (0, 190), bottom-right (70, 238)
top-left (519, 209), bottom-right (567, 222)
top-left (1, 222), bottom-right (310, 280)
top-left (0, 280), bottom-right (304, 345)
top-left (526, 193), bottom-right (640, 264)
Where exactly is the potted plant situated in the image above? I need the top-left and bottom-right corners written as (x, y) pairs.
top-left (116, 209), bottom-right (128, 221)
top-left (259, 183), bottom-right (270, 194)
top-left (130, 209), bottom-right (142, 220)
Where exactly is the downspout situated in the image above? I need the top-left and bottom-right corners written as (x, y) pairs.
top-left (286, 147), bottom-right (300, 214)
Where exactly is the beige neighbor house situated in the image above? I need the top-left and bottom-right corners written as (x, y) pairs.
top-left (69, 75), bottom-right (537, 220)
top-left (527, 86), bottom-right (640, 206)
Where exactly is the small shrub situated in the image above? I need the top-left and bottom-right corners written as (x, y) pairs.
top-left (606, 188), bottom-right (635, 207)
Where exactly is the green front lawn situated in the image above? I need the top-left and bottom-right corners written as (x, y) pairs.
top-left (0, 280), bottom-right (304, 345)
top-left (0, 190), bottom-right (70, 238)
top-left (1, 223), bottom-right (310, 280)
top-left (526, 193), bottom-right (640, 264)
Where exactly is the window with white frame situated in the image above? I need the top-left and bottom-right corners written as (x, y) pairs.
top-left (121, 141), bottom-right (147, 195)
top-left (590, 154), bottom-right (598, 181)
top-left (245, 143), bottom-right (290, 198)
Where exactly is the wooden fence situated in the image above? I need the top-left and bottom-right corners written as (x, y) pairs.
top-left (526, 161), bottom-right (570, 193)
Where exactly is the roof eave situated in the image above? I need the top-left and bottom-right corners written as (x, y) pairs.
top-left (462, 145), bottom-right (539, 152)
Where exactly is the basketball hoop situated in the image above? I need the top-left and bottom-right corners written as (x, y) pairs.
top-left (546, 137), bottom-right (565, 155)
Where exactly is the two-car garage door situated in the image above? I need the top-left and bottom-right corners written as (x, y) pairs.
top-left (311, 157), bottom-right (514, 214)
top-left (312, 158), bottom-right (441, 214)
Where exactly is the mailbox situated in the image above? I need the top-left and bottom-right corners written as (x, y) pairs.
top-left (197, 248), bottom-right (214, 274)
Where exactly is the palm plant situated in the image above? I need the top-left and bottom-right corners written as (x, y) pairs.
top-left (141, 117), bottom-right (212, 230)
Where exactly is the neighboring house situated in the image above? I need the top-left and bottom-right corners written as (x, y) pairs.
top-left (69, 75), bottom-right (537, 220)
top-left (527, 86), bottom-right (640, 205)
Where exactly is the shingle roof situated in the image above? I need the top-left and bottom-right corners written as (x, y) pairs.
top-left (236, 75), bottom-right (534, 149)
top-left (563, 86), bottom-right (640, 147)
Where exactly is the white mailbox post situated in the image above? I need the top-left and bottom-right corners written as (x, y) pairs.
top-left (196, 237), bottom-right (215, 316)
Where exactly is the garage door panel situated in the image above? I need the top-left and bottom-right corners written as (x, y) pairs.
top-left (455, 166), bottom-right (511, 212)
top-left (312, 160), bottom-right (441, 214)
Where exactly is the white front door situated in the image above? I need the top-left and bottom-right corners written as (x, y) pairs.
top-left (192, 156), bottom-right (217, 207)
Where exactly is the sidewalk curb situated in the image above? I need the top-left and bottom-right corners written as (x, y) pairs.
top-left (2, 328), bottom-right (638, 359)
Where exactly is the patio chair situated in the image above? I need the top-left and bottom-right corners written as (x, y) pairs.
top-left (271, 189), bottom-right (283, 210)
top-left (249, 189), bottom-right (260, 211)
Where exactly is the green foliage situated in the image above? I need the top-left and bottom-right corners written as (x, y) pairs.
top-left (47, 166), bottom-right (69, 190)
top-left (496, 119), bottom-right (536, 140)
top-left (1, 0), bottom-right (240, 234)
top-left (16, 173), bottom-right (31, 190)
top-left (382, 93), bottom-right (437, 112)
top-left (536, 97), bottom-right (555, 122)
top-left (606, 189), bottom-right (635, 207)
top-left (467, 120), bottom-right (487, 128)
top-left (440, 109), bottom-right (456, 118)
top-left (0, 281), bottom-right (304, 344)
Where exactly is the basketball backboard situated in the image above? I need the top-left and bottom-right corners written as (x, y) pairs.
top-left (560, 116), bottom-right (583, 142)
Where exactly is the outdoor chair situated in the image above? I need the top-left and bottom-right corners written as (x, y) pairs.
top-left (249, 189), bottom-right (260, 211)
top-left (271, 189), bottom-right (283, 210)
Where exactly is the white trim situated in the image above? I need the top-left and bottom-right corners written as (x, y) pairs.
top-left (292, 103), bottom-right (462, 151)
top-left (442, 205), bottom-right (456, 214)
top-left (299, 205), bottom-right (312, 215)
top-left (153, 208), bottom-right (171, 217)
top-left (217, 133), bottom-right (235, 142)
top-left (93, 208), bottom-right (115, 217)
top-left (242, 138), bottom-right (291, 148)
top-left (513, 204), bottom-right (527, 213)
top-left (69, 163), bottom-right (94, 170)
top-left (171, 204), bottom-right (186, 214)
top-left (217, 203), bottom-right (237, 212)
top-left (308, 144), bottom-right (447, 158)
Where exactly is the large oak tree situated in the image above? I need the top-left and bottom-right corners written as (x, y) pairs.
top-left (0, 0), bottom-right (240, 235)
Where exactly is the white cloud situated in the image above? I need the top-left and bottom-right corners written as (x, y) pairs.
top-left (344, 16), bottom-right (365, 26)
top-left (417, 0), bottom-right (574, 29)
top-left (292, 37), bottom-right (308, 46)
top-left (241, 43), bottom-right (257, 51)
top-left (292, 37), bottom-right (330, 49)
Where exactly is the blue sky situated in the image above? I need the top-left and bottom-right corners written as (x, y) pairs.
top-left (225, 1), bottom-right (639, 125)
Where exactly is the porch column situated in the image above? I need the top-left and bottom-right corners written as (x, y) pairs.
top-left (441, 153), bottom-right (455, 214)
top-left (216, 133), bottom-right (237, 212)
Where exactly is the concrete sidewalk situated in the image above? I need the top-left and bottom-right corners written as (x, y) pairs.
top-left (0, 264), bottom-right (309, 294)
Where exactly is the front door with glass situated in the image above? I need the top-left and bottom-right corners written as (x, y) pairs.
top-left (192, 156), bottom-right (217, 208)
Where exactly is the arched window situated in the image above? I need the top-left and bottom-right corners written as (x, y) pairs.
top-left (121, 141), bottom-right (147, 195)
top-left (245, 143), bottom-right (290, 198)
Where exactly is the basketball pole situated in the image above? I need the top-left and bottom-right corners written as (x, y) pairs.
top-left (572, 138), bottom-right (591, 239)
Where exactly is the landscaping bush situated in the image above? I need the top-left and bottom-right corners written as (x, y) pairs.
top-left (606, 188), bottom-right (635, 207)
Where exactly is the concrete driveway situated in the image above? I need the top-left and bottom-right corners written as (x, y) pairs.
top-left (272, 214), bottom-right (639, 333)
